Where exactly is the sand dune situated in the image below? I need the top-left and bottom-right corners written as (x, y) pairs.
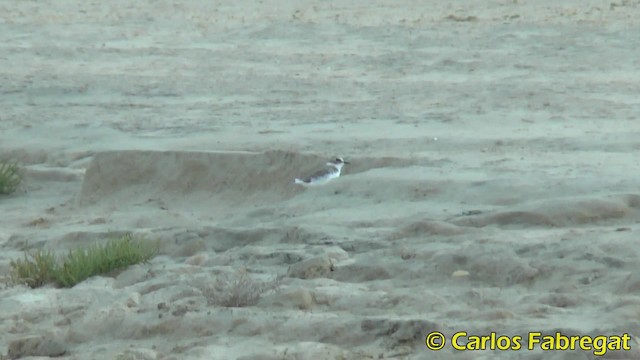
top-left (78, 150), bottom-right (310, 206)
top-left (2, 0), bottom-right (640, 359)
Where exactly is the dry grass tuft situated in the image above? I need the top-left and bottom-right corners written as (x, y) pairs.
top-left (7, 249), bottom-right (57, 288)
top-left (202, 268), bottom-right (281, 307)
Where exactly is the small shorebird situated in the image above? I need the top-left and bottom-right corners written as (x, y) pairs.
top-left (294, 157), bottom-right (349, 186)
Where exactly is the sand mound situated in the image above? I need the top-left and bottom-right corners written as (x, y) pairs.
top-left (389, 219), bottom-right (466, 239)
top-left (451, 194), bottom-right (640, 228)
top-left (77, 150), bottom-right (336, 207)
top-left (431, 243), bottom-right (540, 286)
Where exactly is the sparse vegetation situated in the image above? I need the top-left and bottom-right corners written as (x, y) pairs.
top-left (7, 249), bottom-right (57, 288)
top-left (6, 234), bottom-right (158, 288)
top-left (202, 269), bottom-right (281, 307)
top-left (0, 160), bottom-right (21, 195)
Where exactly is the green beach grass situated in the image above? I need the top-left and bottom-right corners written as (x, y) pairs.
top-left (7, 234), bottom-right (158, 288)
top-left (0, 160), bottom-right (21, 195)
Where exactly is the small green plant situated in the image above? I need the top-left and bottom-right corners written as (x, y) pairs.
top-left (55, 234), bottom-right (158, 287)
top-left (6, 234), bottom-right (158, 288)
top-left (0, 160), bottom-right (21, 195)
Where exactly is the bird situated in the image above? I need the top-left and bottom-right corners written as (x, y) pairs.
top-left (294, 157), bottom-right (349, 186)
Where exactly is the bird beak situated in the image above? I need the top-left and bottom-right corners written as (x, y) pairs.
top-left (343, 161), bottom-right (350, 164)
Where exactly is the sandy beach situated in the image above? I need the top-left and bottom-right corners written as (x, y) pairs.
top-left (2, 0), bottom-right (640, 359)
